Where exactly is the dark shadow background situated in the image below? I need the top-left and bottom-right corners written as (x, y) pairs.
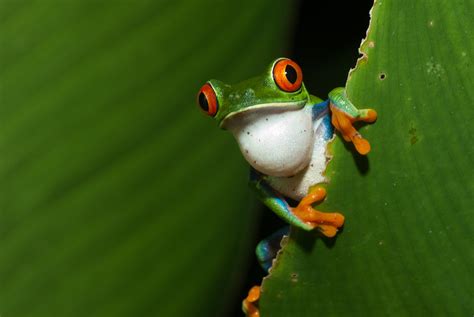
top-left (232, 0), bottom-right (373, 315)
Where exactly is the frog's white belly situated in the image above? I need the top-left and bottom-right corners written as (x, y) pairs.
top-left (266, 113), bottom-right (333, 201)
top-left (225, 104), bottom-right (332, 201)
top-left (225, 104), bottom-right (314, 177)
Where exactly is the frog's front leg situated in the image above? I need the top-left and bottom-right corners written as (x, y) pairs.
top-left (292, 186), bottom-right (345, 238)
top-left (329, 87), bottom-right (377, 155)
top-left (249, 169), bottom-right (344, 236)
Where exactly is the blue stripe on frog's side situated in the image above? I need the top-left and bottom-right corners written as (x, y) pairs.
top-left (311, 99), bottom-right (334, 141)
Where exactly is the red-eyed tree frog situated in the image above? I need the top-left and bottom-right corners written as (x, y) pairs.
top-left (197, 58), bottom-right (377, 317)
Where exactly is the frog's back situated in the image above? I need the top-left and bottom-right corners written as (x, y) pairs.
top-left (265, 100), bottom-right (334, 201)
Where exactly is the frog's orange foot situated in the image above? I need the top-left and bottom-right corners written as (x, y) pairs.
top-left (360, 109), bottom-right (378, 123)
top-left (291, 186), bottom-right (345, 238)
top-left (242, 285), bottom-right (260, 317)
top-left (330, 103), bottom-right (377, 155)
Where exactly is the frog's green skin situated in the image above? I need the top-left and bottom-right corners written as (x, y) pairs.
top-left (329, 87), bottom-right (374, 119)
top-left (199, 57), bottom-right (375, 265)
top-left (211, 73), bottom-right (311, 127)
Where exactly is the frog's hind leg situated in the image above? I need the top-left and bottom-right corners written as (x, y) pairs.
top-left (256, 226), bottom-right (290, 272)
top-left (242, 226), bottom-right (289, 317)
top-left (242, 286), bottom-right (260, 317)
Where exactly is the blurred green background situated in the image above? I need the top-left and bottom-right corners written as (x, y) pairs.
top-left (0, 0), bottom-right (372, 316)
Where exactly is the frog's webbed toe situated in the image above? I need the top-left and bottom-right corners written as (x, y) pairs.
top-left (291, 186), bottom-right (345, 237)
top-left (242, 286), bottom-right (260, 317)
top-left (358, 108), bottom-right (378, 123)
top-left (330, 103), bottom-right (377, 155)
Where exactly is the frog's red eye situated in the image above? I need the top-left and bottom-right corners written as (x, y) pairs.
top-left (197, 83), bottom-right (218, 117)
top-left (272, 58), bottom-right (303, 92)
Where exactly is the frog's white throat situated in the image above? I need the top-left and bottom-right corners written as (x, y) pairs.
top-left (223, 105), bottom-right (314, 177)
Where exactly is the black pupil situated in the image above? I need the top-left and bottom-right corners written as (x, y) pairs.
top-left (285, 65), bottom-right (297, 84)
top-left (198, 92), bottom-right (209, 112)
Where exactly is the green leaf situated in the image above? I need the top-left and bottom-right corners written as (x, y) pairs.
top-left (0, 1), bottom-right (293, 316)
top-left (261, 0), bottom-right (473, 315)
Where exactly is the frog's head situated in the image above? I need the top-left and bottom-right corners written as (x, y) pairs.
top-left (197, 58), bottom-right (314, 177)
top-left (197, 58), bottom-right (309, 127)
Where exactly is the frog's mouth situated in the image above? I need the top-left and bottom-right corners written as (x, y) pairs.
top-left (220, 100), bottom-right (306, 129)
